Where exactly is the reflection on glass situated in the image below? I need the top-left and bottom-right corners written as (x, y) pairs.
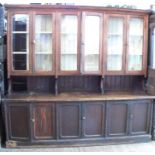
top-left (13, 14), bottom-right (28, 31)
top-left (84, 15), bottom-right (100, 72)
top-left (35, 34), bottom-right (52, 53)
top-left (35, 15), bottom-right (52, 32)
top-left (35, 54), bottom-right (52, 71)
top-left (61, 15), bottom-right (78, 71)
top-left (128, 18), bottom-right (143, 71)
top-left (61, 54), bottom-right (77, 70)
top-left (107, 17), bottom-right (123, 71)
top-left (128, 55), bottom-right (142, 71)
top-left (13, 54), bottom-right (27, 70)
top-left (35, 15), bottom-right (53, 71)
top-left (13, 34), bottom-right (27, 52)
top-left (12, 14), bottom-right (29, 71)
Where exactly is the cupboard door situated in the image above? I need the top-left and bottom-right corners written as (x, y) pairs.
top-left (34, 14), bottom-right (54, 73)
top-left (107, 102), bottom-right (128, 136)
top-left (130, 100), bottom-right (152, 135)
top-left (32, 104), bottom-right (55, 140)
top-left (83, 103), bottom-right (105, 137)
top-left (59, 13), bottom-right (80, 74)
top-left (8, 104), bottom-right (30, 141)
top-left (127, 16), bottom-right (144, 74)
top-left (106, 15), bottom-right (125, 74)
top-left (11, 14), bottom-right (30, 74)
top-left (82, 12), bottom-right (102, 74)
top-left (58, 103), bottom-right (81, 139)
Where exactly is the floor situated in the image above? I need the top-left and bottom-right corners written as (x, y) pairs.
top-left (1, 141), bottom-right (155, 152)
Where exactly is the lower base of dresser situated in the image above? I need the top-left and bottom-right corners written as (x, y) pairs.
top-left (6, 135), bottom-right (151, 148)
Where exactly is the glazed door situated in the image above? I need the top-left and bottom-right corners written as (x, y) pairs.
top-left (58, 12), bottom-right (80, 75)
top-left (83, 103), bottom-right (105, 137)
top-left (81, 12), bottom-right (102, 74)
top-left (126, 16), bottom-right (147, 75)
top-left (7, 104), bottom-right (30, 141)
top-left (33, 13), bottom-right (55, 75)
top-left (32, 104), bottom-right (55, 140)
top-left (57, 103), bottom-right (82, 139)
top-left (9, 13), bottom-right (31, 76)
top-left (105, 15), bottom-right (126, 75)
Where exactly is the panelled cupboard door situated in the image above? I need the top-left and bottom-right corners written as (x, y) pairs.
top-left (105, 15), bottom-right (126, 75)
top-left (57, 103), bottom-right (81, 139)
top-left (126, 15), bottom-right (148, 75)
top-left (33, 13), bottom-right (56, 75)
top-left (8, 12), bottom-right (32, 76)
top-left (32, 104), bottom-right (55, 140)
top-left (107, 102), bottom-right (128, 136)
top-left (7, 104), bottom-right (30, 141)
top-left (57, 12), bottom-right (80, 75)
top-left (83, 103), bottom-right (105, 137)
top-left (81, 12), bottom-right (102, 74)
top-left (130, 100), bottom-right (152, 135)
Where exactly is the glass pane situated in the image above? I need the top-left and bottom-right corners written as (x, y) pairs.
top-left (35, 54), bottom-right (52, 71)
top-left (35, 15), bottom-right (53, 71)
top-left (13, 14), bottom-right (28, 31)
top-left (128, 18), bottom-right (143, 71)
top-left (13, 33), bottom-right (27, 52)
top-left (84, 54), bottom-right (99, 71)
top-left (107, 17), bottom-right (123, 71)
top-left (128, 55), bottom-right (142, 71)
top-left (61, 54), bottom-right (77, 70)
top-left (35, 15), bottom-right (52, 32)
top-left (35, 34), bottom-right (52, 53)
top-left (107, 55), bottom-right (122, 70)
top-left (61, 15), bottom-right (78, 71)
top-left (84, 16), bottom-right (100, 72)
top-left (13, 54), bottom-right (27, 70)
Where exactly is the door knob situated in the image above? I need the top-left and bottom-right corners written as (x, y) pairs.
top-left (82, 116), bottom-right (86, 120)
top-left (31, 118), bottom-right (35, 123)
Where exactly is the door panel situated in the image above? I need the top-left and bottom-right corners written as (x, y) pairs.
top-left (131, 101), bottom-right (151, 134)
top-left (33, 104), bottom-right (55, 140)
top-left (108, 102), bottom-right (128, 136)
top-left (58, 103), bottom-right (81, 139)
top-left (8, 104), bottom-right (30, 140)
top-left (84, 103), bottom-right (105, 137)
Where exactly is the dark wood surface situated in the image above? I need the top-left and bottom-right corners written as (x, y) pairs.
top-left (32, 104), bottom-right (55, 140)
top-left (7, 104), bottom-right (30, 141)
top-left (4, 99), bottom-right (153, 147)
top-left (107, 102), bottom-right (128, 136)
top-left (3, 92), bottom-right (155, 102)
top-left (57, 103), bottom-right (81, 139)
top-left (83, 103), bottom-right (105, 137)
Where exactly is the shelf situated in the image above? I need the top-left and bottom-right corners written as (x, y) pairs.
top-left (35, 32), bottom-right (52, 34)
top-left (12, 31), bottom-right (28, 34)
top-left (35, 52), bottom-right (52, 54)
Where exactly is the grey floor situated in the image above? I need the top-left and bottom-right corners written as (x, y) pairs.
top-left (1, 141), bottom-right (155, 152)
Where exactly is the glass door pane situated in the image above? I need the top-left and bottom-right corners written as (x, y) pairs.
top-left (60, 15), bottom-right (78, 71)
top-left (83, 15), bottom-right (100, 72)
top-left (128, 17), bottom-right (143, 71)
top-left (107, 17), bottom-right (123, 71)
top-left (35, 15), bottom-right (53, 71)
top-left (12, 14), bottom-right (29, 70)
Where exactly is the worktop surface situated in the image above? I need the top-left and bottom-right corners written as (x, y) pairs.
top-left (3, 91), bottom-right (155, 102)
